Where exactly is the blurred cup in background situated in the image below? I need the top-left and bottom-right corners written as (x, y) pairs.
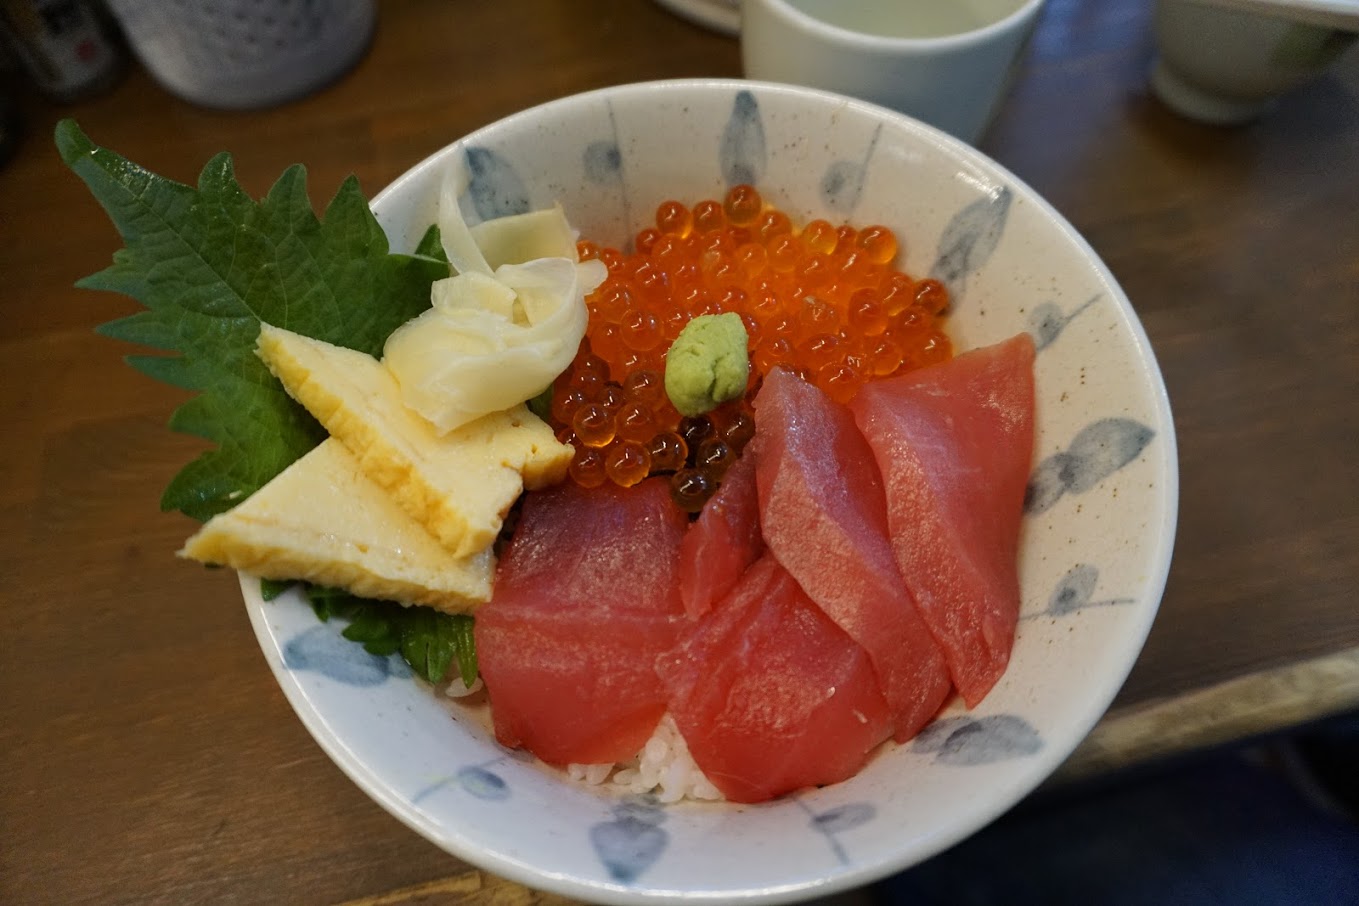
top-left (104, 0), bottom-right (375, 110)
top-left (1151, 0), bottom-right (1358, 125)
top-left (739, 0), bottom-right (1047, 145)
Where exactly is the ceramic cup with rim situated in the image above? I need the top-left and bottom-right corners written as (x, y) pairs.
top-left (104, 0), bottom-right (376, 109)
top-left (739, 0), bottom-right (1047, 145)
top-left (1150, 0), bottom-right (1358, 125)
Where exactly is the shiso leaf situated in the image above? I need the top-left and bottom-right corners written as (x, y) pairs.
top-left (60, 120), bottom-right (476, 683)
top-left (527, 384), bottom-right (553, 422)
top-left (448, 614), bottom-right (477, 688)
top-left (305, 586), bottom-right (477, 684)
top-left (343, 609), bottom-right (402, 657)
top-left (259, 578), bottom-right (295, 601)
top-left (414, 223), bottom-right (448, 261)
top-left (56, 118), bottom-right (450, 521)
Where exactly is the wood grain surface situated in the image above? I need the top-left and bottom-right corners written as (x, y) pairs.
top-left (2, 0), bottom-right (1357, 903)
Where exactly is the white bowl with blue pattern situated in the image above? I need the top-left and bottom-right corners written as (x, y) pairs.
top-left (242, 78), bottom-right (1177, 904)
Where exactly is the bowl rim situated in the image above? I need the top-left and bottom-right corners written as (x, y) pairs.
top-left (741, 0), bottom-right (1049, 52)
top-left (255, 77), bottom-right (1178, 905)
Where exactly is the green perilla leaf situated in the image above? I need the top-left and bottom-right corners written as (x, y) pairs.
top-left (57, 118), bottom-right (449, 521)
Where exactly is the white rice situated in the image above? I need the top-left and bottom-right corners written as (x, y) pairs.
top-left (438, 677), bottom-right (723, 802)
top-left (567, 713), bottom-right (725, 803)
top-left (442, 675), bottom-right (484, 698)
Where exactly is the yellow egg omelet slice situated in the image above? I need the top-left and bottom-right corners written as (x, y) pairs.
top-left (181, 439), bottom-right (493, 613)
top-left (255, 323), bottom-right (573, 558)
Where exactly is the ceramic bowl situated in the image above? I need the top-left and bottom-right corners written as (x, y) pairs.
top-left (242, 79), bottom-right (1177, 904)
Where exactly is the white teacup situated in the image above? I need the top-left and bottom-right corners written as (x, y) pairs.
top-left (1151, 0), bottom-right (1358, 125)
top-left (740, 0), bottom-right (1047, 144)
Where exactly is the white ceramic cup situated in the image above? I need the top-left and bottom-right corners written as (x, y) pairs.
top-left (1150, 0), bottom-right (1358, 125)
top-left (739, 0), bottom-right (1047, 144)
top-left (105, 0), bottom-right (375, 109)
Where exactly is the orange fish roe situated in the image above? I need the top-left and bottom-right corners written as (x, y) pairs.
top-left (551, 185), bottom-right (953, 508)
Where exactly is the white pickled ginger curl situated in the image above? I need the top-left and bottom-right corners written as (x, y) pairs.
top-left (383, 166), bottom-right (606, 434)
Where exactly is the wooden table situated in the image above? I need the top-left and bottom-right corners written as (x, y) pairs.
top-left (3, 0), bottom-right (1357, 902)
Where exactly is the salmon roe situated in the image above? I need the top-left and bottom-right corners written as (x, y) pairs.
top-left (548, 185), bottom-right (953, 508)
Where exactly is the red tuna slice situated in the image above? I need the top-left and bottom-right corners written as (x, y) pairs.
top-left (657, 554), bottom-right (893, 803)
top-left (474, 477), bottom-right (689, 766)
top-left (677, 452), bottom-right (762, 620)
top-left (848, 333), bottom-right (1036, 708)
top-left (752, 368), bottom-right (952, 742)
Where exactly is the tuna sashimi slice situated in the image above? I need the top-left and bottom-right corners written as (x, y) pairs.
top-left (656, 555), bottom-right (893, 803)
top-left (677, 452), bottom-right (762, 620)
top-left (752, 368), bottom-right (952, 741)
top-left (849, 333), bottom-right (1036, 707)
top-left (474, 478), bottom-right (689, 766)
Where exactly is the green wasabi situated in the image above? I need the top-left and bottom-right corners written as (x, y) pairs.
top-left (664, 312), bottom-right (750, 417)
